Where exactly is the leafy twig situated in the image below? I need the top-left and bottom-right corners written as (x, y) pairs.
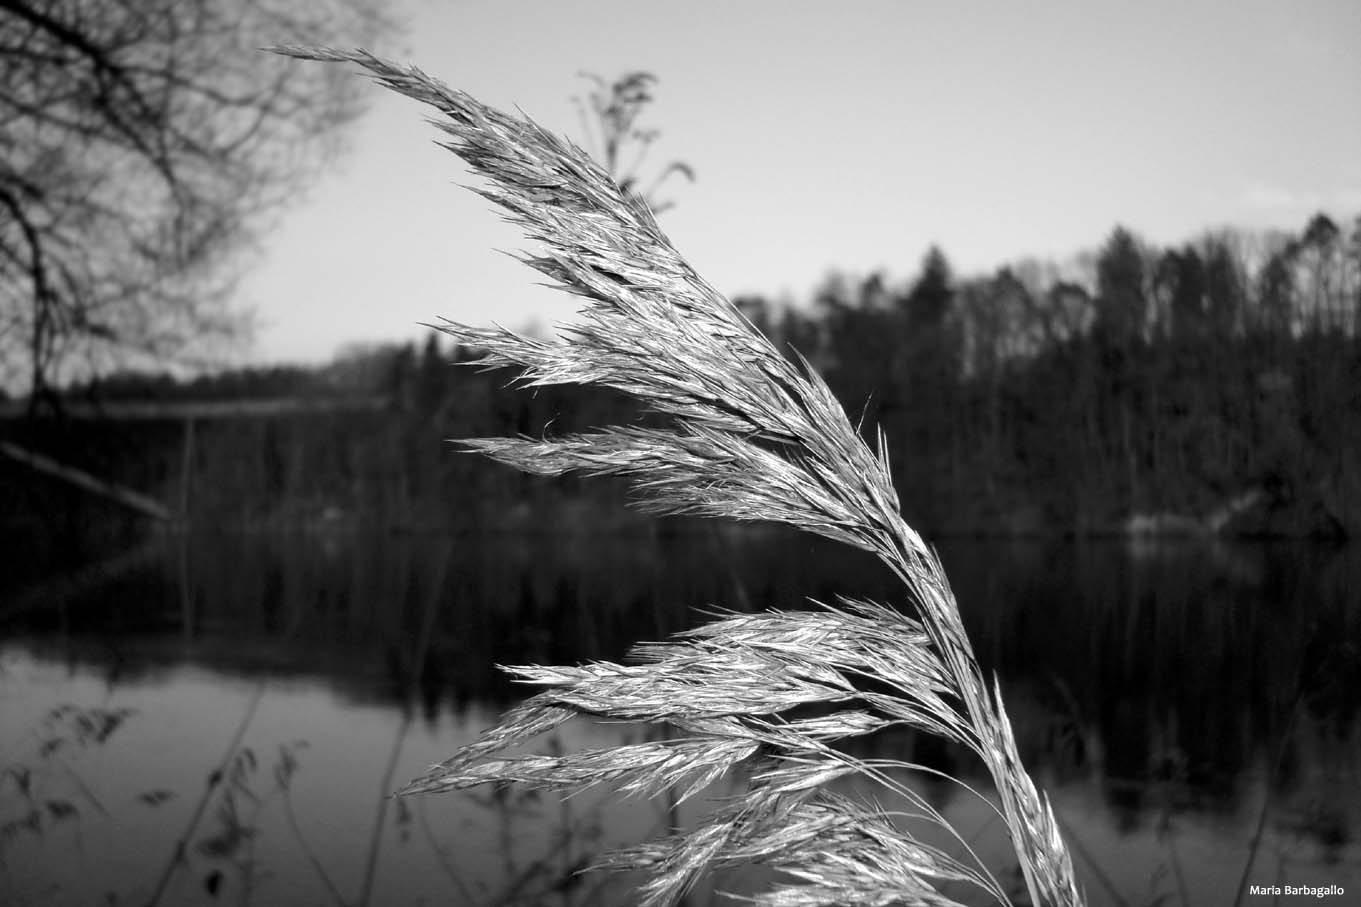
top-left (145, 682), bottom-right (265, 907)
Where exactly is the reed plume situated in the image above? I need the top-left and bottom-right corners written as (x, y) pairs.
top-left (270, 45), bottom-right (1084, 907)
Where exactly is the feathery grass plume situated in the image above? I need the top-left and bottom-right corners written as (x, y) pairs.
top-left (269, 45), bottom-right (1085, 907)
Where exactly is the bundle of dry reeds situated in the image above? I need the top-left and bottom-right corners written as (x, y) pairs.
top-left (272, 45), bottom-right (1084, 907)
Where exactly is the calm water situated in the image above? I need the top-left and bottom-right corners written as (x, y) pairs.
top-left (1, 528), bottom-right (1358, 906)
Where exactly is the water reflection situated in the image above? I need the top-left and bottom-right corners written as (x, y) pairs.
top-left (1, 529), bottom-right (1358, 905)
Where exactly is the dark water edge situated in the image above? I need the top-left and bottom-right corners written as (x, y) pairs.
top-left (1, 527), bottom-right (1358, 906)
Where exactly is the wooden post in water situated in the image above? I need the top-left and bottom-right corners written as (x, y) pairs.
top-left (179, 416), bottom-right (195, 524)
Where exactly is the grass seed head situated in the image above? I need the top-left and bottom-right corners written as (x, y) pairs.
top-left (272, 44), bottom-right (1084, 907)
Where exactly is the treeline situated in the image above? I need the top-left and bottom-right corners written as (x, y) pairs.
top-left (1, 339), bottom-right (651, 533)
top-left (6, 211), bottom-right (1360, 536)
top-left (733, 211), bottom-right (1361, 536)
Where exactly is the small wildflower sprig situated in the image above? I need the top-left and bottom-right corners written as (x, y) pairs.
top-left (271, 46), bottom-right (1084, 907)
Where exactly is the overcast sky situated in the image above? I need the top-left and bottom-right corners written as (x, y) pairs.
top-left (236, 0), bottom-right (1361, 365)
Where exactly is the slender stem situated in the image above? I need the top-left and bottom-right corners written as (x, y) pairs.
top-left (417, 796), bottom-right (479, 903)
top-left (282, 783), bottom-right (350, 906)
top-left (1232, 697), bottom-right (1302, 906)
top-left (145, 682), bottom-right (265, 907)
top-left (355, 714), bottom-right (409, 906)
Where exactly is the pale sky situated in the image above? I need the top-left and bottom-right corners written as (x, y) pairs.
top-left (236, 0), bottom-right (1361, 365)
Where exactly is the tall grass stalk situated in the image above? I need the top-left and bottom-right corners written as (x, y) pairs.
top-left (272, 46), bottom-right (1084, 907)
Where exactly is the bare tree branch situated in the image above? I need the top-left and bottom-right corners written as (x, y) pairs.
top-left (0, 0), bottom-right (398, 398)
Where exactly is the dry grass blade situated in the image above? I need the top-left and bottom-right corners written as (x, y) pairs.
top-left (270, 45), bottom-right (1084, 907)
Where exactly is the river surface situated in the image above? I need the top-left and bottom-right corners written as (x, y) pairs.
top-left (1, 528), bottom-right (1358, 906)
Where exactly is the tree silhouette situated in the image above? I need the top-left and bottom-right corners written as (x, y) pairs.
top-left (1298, 213), bottom-right (1343, 332)
top-left (1201, 235), bottom-right (1245, 338)
top-left (1156, 246), bottom-right (1207, 339)
top-left (902, 245), bottom-right (954, 332)
top-left (1255, 241), bottom-right (1297, 338)
top-left (1093, 226), bottom-right (1148, 349)
top-left (0, 0), bottom-right (393, 400)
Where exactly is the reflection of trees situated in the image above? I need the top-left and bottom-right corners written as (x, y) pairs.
top-left (13, 533), bottom-right (1360, 786)
top-left (942, 536), bottom-right (1360, 880)
top-left (5, 530), bottom-right (1358, 901)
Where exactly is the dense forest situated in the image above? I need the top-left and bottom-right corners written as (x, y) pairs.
top-left (3, 210), bottom-right (1359, 538)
